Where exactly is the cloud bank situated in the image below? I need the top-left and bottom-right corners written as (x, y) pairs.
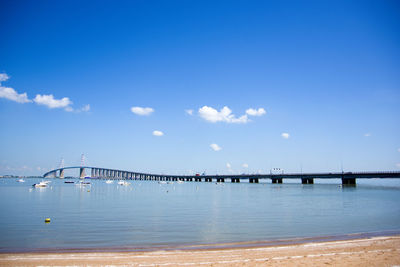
top-left (281, 133), bottom-right (290, 139)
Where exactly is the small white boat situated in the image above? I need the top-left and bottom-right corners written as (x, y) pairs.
top-left (118, 180), bottom-right (130, 186)
top-left (177, 180), bottom-right (184, 184)
top-left (32, 181), bottom-right (48, 187)
top-left (158, 181), bottom-right (167, 184)
top-left (17, 179), bottom-right (25, 183)
top-left (167, 181), bottom-right (174, 184)
top-left (105, 180), bottom-right (114, 184)
top-left (75, 181), bottom-right (91, 186)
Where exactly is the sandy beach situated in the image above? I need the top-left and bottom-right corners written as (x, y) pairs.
top-left (1, 235), bottom-right (399, 266)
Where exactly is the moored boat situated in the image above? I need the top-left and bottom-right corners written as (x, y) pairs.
top-left (75, 181), bottom-right (91, 186)
top-left (118, 180), bottom-right (130, 186)
top-left (32, 181), bottom-right (49, 187)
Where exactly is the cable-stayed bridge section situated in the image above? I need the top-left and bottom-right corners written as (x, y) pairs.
top-left (43, 166), bottom-right (400, 186)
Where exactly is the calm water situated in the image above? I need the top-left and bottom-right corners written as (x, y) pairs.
top-left (0, 178), bottom-right (400, 252)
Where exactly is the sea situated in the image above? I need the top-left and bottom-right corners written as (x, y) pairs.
top-left (0, 177), bottom-right (399, 252)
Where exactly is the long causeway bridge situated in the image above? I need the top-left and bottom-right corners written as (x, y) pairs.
top-left (43, 166), bottom-right (400, 185)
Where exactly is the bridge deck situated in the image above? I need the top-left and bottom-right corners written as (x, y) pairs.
top-left (44, 167), bottom-right (400, 180)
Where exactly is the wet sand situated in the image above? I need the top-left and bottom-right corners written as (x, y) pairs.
top-left (1, 235), bottom-right (399, 266)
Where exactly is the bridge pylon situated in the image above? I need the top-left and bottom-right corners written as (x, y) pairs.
top-left (80, 154), bottom-right (86, 179)
top-left (59, 169), bottom-right (65, 178)
top-left (79, 168), bottom-right (85, 179)
top-left (58, 158), bottom-right (65, 178)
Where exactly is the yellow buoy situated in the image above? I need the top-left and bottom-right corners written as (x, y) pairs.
top-left (45, 218), bottom-right (51, 223)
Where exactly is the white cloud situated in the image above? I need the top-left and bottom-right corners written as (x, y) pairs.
top-left (153, 130), bottom-right (164, 136)
top-left (246, 108), bottom-right (266, 116)
top-left (364, 133), bottom-right (371, 137)
top-left (0, 73), bottom-right (10, 82)
top-left (81, 104), bottom-right (90, 112)
top-left (210, 143), bottom-right (221, 151)
top-left (281, 133), bottom-right (290, 139)
top-left (64, 104), bottom-right (90, 113)
top-left (396, 163), bottom-right (400, 168)
top-left (199, 106), bottom-right (249, 124)
top-left (226, 163), bottom-right (231, 169)
top-left (0, 74), bottom-right (31, 103)
top-left (131, 106), bottom-right (154, 116)
top-left (242, 163), bottom-right (249, 168)
top-left (185, 109), bottom-right (193, 115)
top-left (33, 94), bottom-right (72, 110)
top-left (0, 73), bottom-right (88, 112)
top-left (0, 86), bottom-right (31, 103)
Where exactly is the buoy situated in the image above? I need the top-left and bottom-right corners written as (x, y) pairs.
top-left (45, 218), bottom-right (51, 223)
top-left (87, 190), bottom-right (90, 192)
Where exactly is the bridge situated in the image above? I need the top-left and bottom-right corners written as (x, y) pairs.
top-left (43, 166), bottom-right (400, 186)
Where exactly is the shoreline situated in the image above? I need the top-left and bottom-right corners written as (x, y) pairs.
top-left (1, 234), bottom-right (400, 266)
top-left (1, 229), bottom-right (400, 254)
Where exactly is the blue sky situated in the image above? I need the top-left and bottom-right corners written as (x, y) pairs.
top-left (0, 0), bottom-right (399, 176)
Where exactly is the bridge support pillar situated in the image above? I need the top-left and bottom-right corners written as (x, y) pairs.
top-left (59, 169), bottom-right (65, 179)
top-left (301, 178), bottom-right (314, 184)
top-left (186, 177), bottom-right (193, 182)
top-left (342, 178), bottom-right (356, 186)
top-left (217, 178), bottom-right (225, 182)
top-left (80, 168), bottom-right (85, 179)
top-left (195, 177), bottom-right (202, 182)
top-left (205, 178), bottom-right (212, 182)
top-left (231, 178), bottom-right (240, 183)
top-left (272, 178), bottom-right (282, 184)
top-left (249, 178), bottom-right (259, 183)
